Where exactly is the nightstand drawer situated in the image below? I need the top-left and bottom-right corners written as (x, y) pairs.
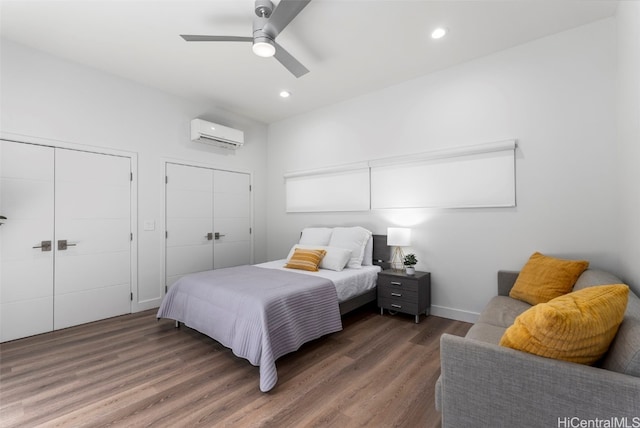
top-left (377, 286), bottom-right (417, 302)
top-left (376, 275), bottom-right (419, 292)
top-left (378, 297), bottom-right (419, 314)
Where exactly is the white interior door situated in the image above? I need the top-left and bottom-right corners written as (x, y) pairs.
top-left (165, 163), bottom-right (214, 287)
top-left (0, 141), bottom-right (55, 342)
top-left (53, 149), bottom-right (131, 330)
top-left (213, 170), bottom-right (251, 269)
top-left (165, 164), bottom-right (251, 287)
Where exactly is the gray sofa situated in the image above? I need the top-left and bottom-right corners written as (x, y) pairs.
top-left (436, 269), bottom-right (640, 428)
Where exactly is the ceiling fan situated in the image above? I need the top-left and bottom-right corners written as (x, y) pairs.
top-left (181, 0), bottom-right (311, 78)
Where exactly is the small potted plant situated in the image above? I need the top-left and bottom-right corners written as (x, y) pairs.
top-left (403, 253), bottom-right (418, 275)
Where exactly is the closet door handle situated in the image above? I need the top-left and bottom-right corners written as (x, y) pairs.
top-left (205, 233), bottom-right (213, 240)
top-left (214, 232), bottom-right (226, 240)
top-left (33, 240), bottom-right (52, 252)
top-left (57, 240), bottom-right (77, 250)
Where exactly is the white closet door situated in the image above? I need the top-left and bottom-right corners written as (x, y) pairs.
top-left (54, 149), bottom-right (131, 330)
top-left (165, 163), bottom-right (214, 288)
top-left (0, 141), bottom-right (55, 342)
top-left (213, 170), bottom-right (251, 269)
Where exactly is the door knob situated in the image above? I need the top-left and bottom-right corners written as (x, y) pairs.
top-left (205, 232), bottom-right (213, 240)
top-left (0, 215), bottom-right (6, 226)
top-left (214, 232), bottom-right (226, 240)
top-left (33, 240), bottom-right (52, 252)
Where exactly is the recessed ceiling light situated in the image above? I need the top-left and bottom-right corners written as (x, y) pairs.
top-left (431, 27), bottom-right (448, 39)
top-left (279, 90), bottom-right (291, 98)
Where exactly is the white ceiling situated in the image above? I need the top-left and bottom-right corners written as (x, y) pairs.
top-left (0, 0), bottom-right (618, 124)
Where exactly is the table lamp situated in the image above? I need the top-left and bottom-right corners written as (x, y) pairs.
top-left (387, 227), bottom-right (411, 272)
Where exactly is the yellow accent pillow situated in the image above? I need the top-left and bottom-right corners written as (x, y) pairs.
top-left (284, 248), bottom-right (326, 272)
top-left (509, 252), bottom-right (589, 305)
top-left (500, 284), bottom-right (629, 365)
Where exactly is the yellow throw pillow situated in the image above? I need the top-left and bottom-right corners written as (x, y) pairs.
top-left (509, 252), bottom-right (589, 305)
top-left (284, 248), bottom-right (326, 272)
top-left (500, 284), bottom-right (629, 365)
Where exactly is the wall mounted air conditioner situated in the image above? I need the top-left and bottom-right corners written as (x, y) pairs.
top-left (190, 119), bottom-right (244, 150)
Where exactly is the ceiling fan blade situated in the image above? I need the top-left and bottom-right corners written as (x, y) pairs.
top-left (180, 35), bottom-right (253, 42)
top-left (273, 41), bottom-right (309, 78)
top-left (265, 0), bottom-right (311, 36)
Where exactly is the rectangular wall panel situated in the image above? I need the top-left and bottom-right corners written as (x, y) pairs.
top-left (284, 141), bottom-right (516, 212)
top-left (285, 167), bottom-right (370, 212)
top-left (371, 149), bottom-right (516, 209)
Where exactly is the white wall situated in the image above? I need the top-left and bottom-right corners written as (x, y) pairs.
top-left (0, 39), bottom-right (269, 311)
top-left (616, 2), bottom-right (640, 293)
top-left (2, 12), bottom-right (634, 323)
top-left (267, 18), bottom-right (621, 321)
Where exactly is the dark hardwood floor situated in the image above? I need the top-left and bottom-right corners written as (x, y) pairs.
top-left (0, 305), bottom-right (471, 427)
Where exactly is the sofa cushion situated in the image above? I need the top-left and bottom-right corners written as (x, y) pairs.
top-left (573, 269), bottom-right (625, 291)
top-left (500, 284), bottom-right (629, 365)
top-left (478, 296), bottom-right (532, 328)
top-left (465, 323), bottom-right (507, 345)
top-left (602, 291), bottom-right (640, 377)
top-left (509, 252), bottom-right (589, 305)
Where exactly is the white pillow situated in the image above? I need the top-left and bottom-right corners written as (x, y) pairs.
top-left (299, 227), bottom-right (333, 246)
top-left (328, 226), bottom-right (372, 269)
top-left (286, 244), bottom-right (352, 272)
top-left (361, 235), bottom-right (373, 266)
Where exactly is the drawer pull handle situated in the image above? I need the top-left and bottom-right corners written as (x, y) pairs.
top-left (391, 292), bottom-right (402, 297)
top-left (390, 281), bottom-right (402, 286)
top-left (391, 304), bottom-right (402, 309)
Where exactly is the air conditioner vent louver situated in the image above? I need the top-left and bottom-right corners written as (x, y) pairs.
top-left (190, 119), bottom-right (244, 150)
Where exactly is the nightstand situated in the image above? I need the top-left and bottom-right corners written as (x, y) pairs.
top-left (377, 269), bottom-right (431, 323)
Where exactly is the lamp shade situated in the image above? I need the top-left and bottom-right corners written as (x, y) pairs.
top-left (387, 227), bottom-right (411, 247)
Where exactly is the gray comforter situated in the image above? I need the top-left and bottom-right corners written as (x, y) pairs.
top-left (156, 265), bottom-right (343, 392)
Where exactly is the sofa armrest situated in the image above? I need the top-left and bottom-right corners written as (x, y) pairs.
top-left (498, 270), bottom-right (519, 296)
top-left (439, 334), bottom-right (640, 428)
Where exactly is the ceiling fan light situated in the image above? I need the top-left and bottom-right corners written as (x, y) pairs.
top-left (252, 39), bottom-right (276, 57)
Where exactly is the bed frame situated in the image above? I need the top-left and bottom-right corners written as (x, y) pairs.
top-left (172, 233), bottom-right (389, 325)
top-left (338, 234), bottom-right (389, 315)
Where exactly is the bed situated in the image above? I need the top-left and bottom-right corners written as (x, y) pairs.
top-left (157, 228), bottom-right (389, 392)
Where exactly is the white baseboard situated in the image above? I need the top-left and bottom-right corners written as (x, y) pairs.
top-left (133, 298), bottom-right (162, 313)
top-left (430, 305), bottom-right (479, 324)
